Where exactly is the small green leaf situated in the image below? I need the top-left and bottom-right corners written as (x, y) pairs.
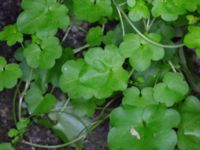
top-left (184, 26), bottom-right (200, 58)
top-left (0, 143), bottom-right (14, 150)
top-left (86, 26), bottom-right (103, 47)
top-left (127, 0), bottom-right (136, 7)
top-left (151, 0), bottom-right (185, 21)
top-left (73, 0), bottom-right (113, 22)
top-left (8, 129), bottom-right (18, 138)
top-left (133, 63), bottom-right (170, 88)
top-left (108, 105), bottom-right (180, 150)
top-left (25, 85), bottom-right (56, 115)
top-left (59, 59), bottom-right (94, 100)
top-left (123, 87), bottom-right (158, 107)
top-left (120, 33), bottom-right (164, 71)
top-left (17, 0), bottom-right (69, 36)
top-left (72, 99), bottom-right (96, 117)
top-left (60, 46), bottom-right (128, 100)
top-left (178, 96), bottom-right (200, 150)
top-left (82, 45), bottom-right (128, 99)
top-left (0, 24), bottom-right (23, 46)
top-left (128, 0), bottom-right (150, 22)
top-left (186, 15), bottom-right (200, 24)
top-left (23, 36), bottom-right (62, 69)
top-left (0, 56), bottom-right (22, 91)
top-left (153, 72), bottom-right (189, 107)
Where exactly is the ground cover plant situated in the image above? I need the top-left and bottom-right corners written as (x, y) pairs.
top-left (0, 0), bottom-right (200, 149)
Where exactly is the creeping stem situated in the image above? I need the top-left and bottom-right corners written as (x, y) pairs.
top-left (112, 0), bottom-right (184, 49)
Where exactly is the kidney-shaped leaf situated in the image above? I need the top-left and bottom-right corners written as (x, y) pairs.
top-left (122, 86), bottom-right (158, 107)
top-left (153, 72), bottom-right (189, 107)
top-left (60, 46), bottom-right (128, 100)
top-left (73, 0), bottom-right (113, 22)
top-left (184, 26), bottom-right (200, 57)
top-left (25, 85), bottom-right (56, 115)
top-left (0, 56), bottom-right (22, 91)
top-left (23, 36), bottom-right (62, 69)
top-left (59, 59), bottom-right (94, 100)
top-left (0, 24), bottom-right (23, 46)
top-left (178, 96), bottom-right (200, 150)
top-left (108, 105), bottom-right (180, 150)
top-left (17, 0), bottom-right (69, 36)
top-left (120, 33), bottom-right (164, 72)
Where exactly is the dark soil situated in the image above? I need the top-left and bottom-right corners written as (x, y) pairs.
top-left (0, 1), bottom-right (109, 150)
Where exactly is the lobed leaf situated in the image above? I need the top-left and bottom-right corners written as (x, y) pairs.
top-left (184, 26), bottom-right (200, 57)
top-left (108, 105), bottom-right (180, 150)
top-left (73, 0), bottom-right (113, 22)
top-left (177, 96), bottom-right (200, 150)
top-left (86, 26), bottom-right (103, 47)
top-left (23, 36), bottom-right (62, 69)
top-left (25, 85), bottom-right (56, 115)
top-left (153, 72), bottom-right (189, 107)
top-left (0, 56), bottom-right (22, 91)
top-left (0, 24), bottom-right (23, 46)
top-left (120, 33), bottom-right (164, 71)
top-left (123, 86), bottom-right (158, 107)
top-left (60, 46), bottom-right (128, 100)
top-left (17, 0), bottom-right (69, 37)
top-left (128, 0), bottom-right (150, 22)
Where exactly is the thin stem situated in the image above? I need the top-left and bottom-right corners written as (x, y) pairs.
top-left (12, 80), bottom-right (22, 124)
top-left (60, 98), bottom-right (70, 112)
top-left (62, 26), bottom-right (71, 43)
top-left (73, 44), bottom-right (90, 54)
top-left (119, 2), bottom-right (127, 7)
top-left (179, 48), bottom-right (200, 93)
top-left (128, 68), bottom-right (134, 78)
top-left (168, 60), bottom-right (177, 73)
top-left (116, 6), bottom-right (125, 37)
top-left (90, 114), bottom-right (110, 131)
top-left (115, 2), bottom-right (184, 49)
top-left (18, 69), bottom-right (33, 120)
top-left (22, 134), bottom-right (85, 149)
top-left (148, 18), bottom-right (156, 31)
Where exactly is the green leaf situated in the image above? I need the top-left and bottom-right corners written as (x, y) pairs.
top-left (127, 0), bottom-right (136, 7)
top-left (175, 0), bottom-right (200, 12)
top-left (8, 118), bottom-right (30, 144)
top-left (72, 99), bottom-right (96, 117)
top-left (0, 24), bottom-right (23, 46)
top-left (60, 46), bottom-right (128, 100)
top-left (184, 26), bottom-right (200, 58)
top-left (128, 0), bottom-right (150, 22)
top-left (0, 143), bottom-right (14, 150)
top-left (82, 45), bottom-right (128, 99)
top-left (47, 48), bottom-right (74, 86)
top-left (123, 87), bottom-right (158, 107)
top-left (133, 63), bottom-right (170, 88)
top-left (153, 72), bottom-right (189, 107)
top-left (0, 56), bottom-right (22, 91)
top-left (178, 96), bottom-right (200, 150)
top-left (86, 26), bottom-right (103, 47)
top-left (59, 59), bottom-right (94, 100)
top-left (108, 105), bottom-right (180, 150)
top-left (73, 0), bottom-right (113, 22)
top-left (151, 0), bottom-right (185, 21)
top-left (25, 85), bottom-right (56, 115)
top-left (17, 0), bottom-right (69, 37)
top-left (120, 33), bottom-right (164, 71)
top-left (23, 36), bottom-right (62, 69)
